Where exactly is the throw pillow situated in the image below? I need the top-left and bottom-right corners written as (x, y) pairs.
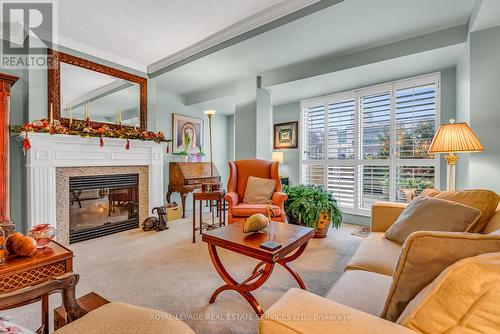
top-left (385, 196), bottom-right (481, 245)
top-left (243, 176), bottom-right (276, 204)
top-left (420, 189), bottom-right (500, 233)
top-left (382, 231), bottom-right (500, 322)
top-left (397, 252), bottom-right (500, 334)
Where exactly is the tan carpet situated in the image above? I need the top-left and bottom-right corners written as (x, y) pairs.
top-left (2, 213), bottom-right (362, 334)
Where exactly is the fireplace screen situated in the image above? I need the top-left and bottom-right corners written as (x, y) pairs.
top-left (69, 174), bottom-right (139, 243)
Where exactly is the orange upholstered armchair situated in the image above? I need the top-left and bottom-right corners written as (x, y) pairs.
top-left (224, 159), bottom-right (287, 224)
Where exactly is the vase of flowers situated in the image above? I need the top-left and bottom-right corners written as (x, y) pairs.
top-left (196, 147), bottom-right (205, 162)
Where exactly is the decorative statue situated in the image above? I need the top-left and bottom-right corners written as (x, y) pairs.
top-left (243, 206), bottom-right (275, 233)
top-left (142, 206), bottom-right (169, 232)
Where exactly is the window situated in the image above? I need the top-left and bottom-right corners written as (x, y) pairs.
top-left (301, 74), bottom-right (440, 215)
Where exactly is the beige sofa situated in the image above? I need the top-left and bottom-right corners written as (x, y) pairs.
top-left (259, 201), bottom-right (500, 334)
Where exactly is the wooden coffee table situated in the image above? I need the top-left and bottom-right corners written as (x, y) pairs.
top-left (202, 221), bottom-right (314, 315)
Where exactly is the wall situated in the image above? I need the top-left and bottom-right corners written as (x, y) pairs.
top-left (272, 102), bottom-right (300, 185)
top-left (469, 25), bottom-right (500, 192)
top-left (153, 87), bottom-right (230, 208)
top-left (455, 40), bottom-right (471, 189)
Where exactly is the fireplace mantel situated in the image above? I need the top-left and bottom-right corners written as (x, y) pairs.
top-left (21, 133), bottom-right (165, 231)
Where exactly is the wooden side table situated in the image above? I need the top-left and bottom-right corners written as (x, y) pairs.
top-left (0, 241), bottom-right (73, 334)
top-left (192, 191), bottom-right (225, 243)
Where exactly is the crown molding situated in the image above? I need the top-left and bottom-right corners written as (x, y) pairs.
top-left (148, 0), bottom-right (325, 74)
top-left (56, 35), bottom-right (148, 73)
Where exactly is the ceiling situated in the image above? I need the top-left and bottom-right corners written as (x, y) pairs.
top-left (156, 0), bottom-right (476, 97)
top-left (58, 0), bottom-right (286, 71)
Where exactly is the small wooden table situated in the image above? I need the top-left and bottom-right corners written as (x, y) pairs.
top-left (202, 221), bottom-right (314, 315)
top-left (0, 241), bottom-right (73, 334)
top-left (192, 190), bottom-right (225, 243)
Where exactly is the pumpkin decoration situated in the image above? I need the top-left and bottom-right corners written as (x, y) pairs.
top-left (5, 232), bottom-right (24, 255)
top-left (243, 213), bottom-right (269, 233)
top-left (12, 236), bottom-right (37, 257)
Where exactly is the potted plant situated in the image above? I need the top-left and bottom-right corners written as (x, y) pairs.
top-left (175, 130), bottom-right (191, 162)
top-left (282, 184), bottom-right (342, 238)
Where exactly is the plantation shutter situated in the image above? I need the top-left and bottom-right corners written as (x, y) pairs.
top-left (360, 92), bottom-right (391, 160)
top-left (301, 74), bottom-right (440, 214)
top-left (395, 84), bottom-right (436, 159)
top-left (302, 164), bottom-right (324, 186)
top-left (302, 104), bottom-right (325, 161)
top-left (327, 99), bottom-right (355, 160)
top-left (327, 166), bottom-right (355, 208)
top-left (361, 166), bottom-right (390, 208)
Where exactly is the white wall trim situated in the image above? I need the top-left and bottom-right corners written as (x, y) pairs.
top-left (148, 0), bottom-right (322, 73)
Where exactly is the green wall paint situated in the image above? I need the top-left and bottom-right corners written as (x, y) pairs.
top-left (153, 87), bottom-right (230, 206)
top-left (272, 102), bottom-right (300, 185)
top-left (256, 88), bottom-right (272, 160)
top-left (455, 40), bottom-right (471, 190)
top-left (469, 25), bottom-right (500, 192)
top-left (234, 78), bottom-right (257, 159)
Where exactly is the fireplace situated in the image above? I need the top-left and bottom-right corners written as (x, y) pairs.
top-left (22, 133), bottom-right (164, 245)
top-left (69, 174), bottom-right (139, 243)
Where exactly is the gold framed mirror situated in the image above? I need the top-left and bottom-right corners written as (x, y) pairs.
top-left (47, 49), bottom-right (147, 130)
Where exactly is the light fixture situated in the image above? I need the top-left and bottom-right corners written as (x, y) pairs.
top-left (203, 110), bottom-right (216, 192)
top-left (272, 151), bottom-right (284, 164)
top-left (428, 119), bottom-right (484, 190)
top-left (204, 109), bottom-right (216, 117)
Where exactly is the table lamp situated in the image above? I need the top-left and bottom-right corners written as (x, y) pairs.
top-left (203, 109), bottom-right (216, 192)
top-left (272, 151), bottom-right (284, 164)
top-left (428, 119), bottom-right (484, 190)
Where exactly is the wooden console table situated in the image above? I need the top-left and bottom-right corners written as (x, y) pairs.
top-left (202, 221), bottom-right (314, 315)
top-left (0, 241), bottom-right (73, 333)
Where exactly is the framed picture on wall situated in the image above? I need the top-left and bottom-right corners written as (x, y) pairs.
top-left (172, 113), bottom-right (204, 154)
top-left (274, 121), bottom-right (298, 149)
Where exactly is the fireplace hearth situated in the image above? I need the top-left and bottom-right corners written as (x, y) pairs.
top-left (69, 174), bottom-right (139, 243)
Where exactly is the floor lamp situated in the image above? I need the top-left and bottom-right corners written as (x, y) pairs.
top-left (203, 109), bottom-right (216, 192)
top-left (428, 119), bottom-right (484, 190)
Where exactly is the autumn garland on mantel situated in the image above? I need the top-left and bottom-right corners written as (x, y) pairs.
top-left (11, 119), bottom-right (171, 152)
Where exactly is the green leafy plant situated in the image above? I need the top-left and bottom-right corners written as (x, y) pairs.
top-left (398, 178), bottom-right (434, 191)
top-left (183, 130), bottom-right (191, 150)
top-left (282, 184), bottom-right (342, 229)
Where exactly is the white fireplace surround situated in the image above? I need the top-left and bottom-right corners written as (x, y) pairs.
top-left (22, 133), bottom-right (165, 231)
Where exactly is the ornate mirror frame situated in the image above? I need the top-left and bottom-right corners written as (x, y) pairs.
top-left (47, 49), bottom-right (147, 130)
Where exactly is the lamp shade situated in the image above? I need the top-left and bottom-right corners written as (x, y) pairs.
top-left (272, 151), bottom-right (284, 164)
top-left (428, 122), bottom-right (484, 153)
top-left (204, 109), bottom-right (216, 116)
